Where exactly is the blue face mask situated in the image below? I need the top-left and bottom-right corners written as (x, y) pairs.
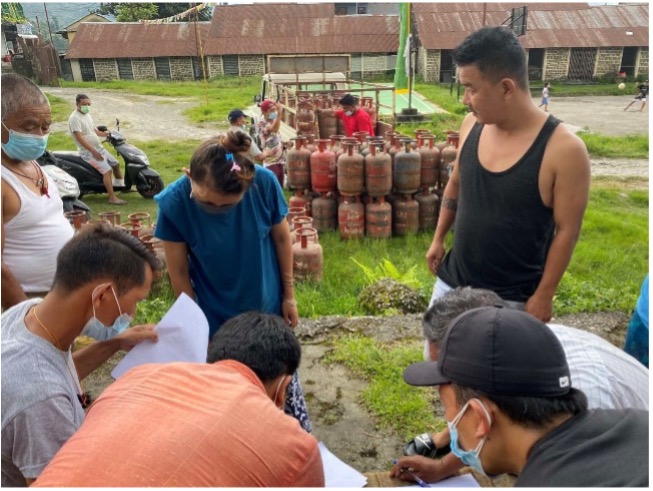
top-left (1, 121), bottom-right (48, 161)
top-left (81, 285), bottom-right (132, 340)
top-left (447, 399), bottom-right (492, 476)
top-left (269, 111), bottom-right (278, 120)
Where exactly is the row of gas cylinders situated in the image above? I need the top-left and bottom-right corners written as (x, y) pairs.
top-left (289, 190), bottom-right (440, 241)
top-left (63, 210), bottom-right (166, 266)
top-left (286, 129), bottom-right (460, 199)
top-left (284, 94), bottom-right (378, 139)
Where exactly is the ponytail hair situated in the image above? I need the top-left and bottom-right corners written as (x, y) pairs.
top-left (189, 131), bottom-right (256, 194)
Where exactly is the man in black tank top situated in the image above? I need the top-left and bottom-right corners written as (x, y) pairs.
top-left (426, 26), bottom-right (590, 322)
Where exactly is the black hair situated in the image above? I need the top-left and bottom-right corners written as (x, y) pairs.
top-left (453, 26), bottom-right (529, 90)
top-left (423, 287), bottom-right (506, 347)
top-left (52, 222), bottom-right (162, 295)
top-left (189, 133), bottom-right (256, 194)
top-left (207, 312), bottom-right (301, 382)
top-left (1, 74), bottom-right (49, 121)
top-left (75, 94), bottom-right (90, 104)
top-left (452, 384), bottom-right (588, 430)
top-left (339, 94), bottom-right (357, 106)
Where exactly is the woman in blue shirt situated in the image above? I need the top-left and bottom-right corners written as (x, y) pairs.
top-left (154, 132), bottom-right (311, 431)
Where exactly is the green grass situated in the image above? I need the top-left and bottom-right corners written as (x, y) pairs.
top-left (555, 184), bottom-right (649, 314)
top-left (578, 132), bottom-right (649, 159)
top-left (47, 121), bottom-right (648, 318)
top-left (531, 81), bottom-right (644, 97)
top-left (325, 335), bottom-right (442, 439)
top-left (44, 92), bottom-right (71, 123)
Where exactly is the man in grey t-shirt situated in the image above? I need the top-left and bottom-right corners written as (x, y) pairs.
top-left (227, 108), bottom-right (270, 164)
top-left (1, 223), bottom-right (161, 486)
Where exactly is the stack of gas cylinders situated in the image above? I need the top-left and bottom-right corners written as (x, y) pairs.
top-left (286, 128), bottom-right (461, 245)
top-left (64, 210), bottom-right (166, 267)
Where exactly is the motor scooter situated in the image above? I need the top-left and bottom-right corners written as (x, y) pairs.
top-left (36, 150), bottom-right (92, 219)
top-left (50, 119), bottom-right (164, 199)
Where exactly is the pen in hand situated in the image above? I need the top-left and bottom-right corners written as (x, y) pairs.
top-left (392, 459), bottom-right (432, 488)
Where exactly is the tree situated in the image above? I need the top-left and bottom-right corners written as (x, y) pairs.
top-left (1, 3), bottom-right (27, 23)
top-left (94, 3), bottom-right (211, 22)
top-left (115, 3), bottom-right (158, 22)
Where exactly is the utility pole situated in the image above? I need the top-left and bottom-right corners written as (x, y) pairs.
top-left (482, 3), bottom-right (487, 26)
top-left (43, 3), bottom-right (54, 44)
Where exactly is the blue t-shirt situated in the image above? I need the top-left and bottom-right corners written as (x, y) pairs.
top-left (154, 167), bottom-right (288, 337)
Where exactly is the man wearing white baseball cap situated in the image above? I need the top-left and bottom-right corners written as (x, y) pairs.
top-left (397, 306), bottom-right (648, 487)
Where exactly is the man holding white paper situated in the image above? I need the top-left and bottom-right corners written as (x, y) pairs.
top-left (34, 312), bottom-right (325, 487)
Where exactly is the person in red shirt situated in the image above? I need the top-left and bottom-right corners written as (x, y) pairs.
top-left (335, 94), bottom-right (375, 137)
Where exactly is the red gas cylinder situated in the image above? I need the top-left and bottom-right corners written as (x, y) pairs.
top-left (292, 228), bottom-right (323, 282)
top-left (287, 206), bottom-right (307, 230)
top-left (121, 222), bottom-right (142, 238)
top-left (352, 131), bottom-right (369, 155)
top-left (384, 130), bottom-right (398, 153)
top-left (361, 97), bottom-right (377, 125)
top-left (310, 139), bottom-right (337, 194)
top-left (392, 195), bottom-right (419, 236)
top-left (338, 196), bottom-right (365, 240)
top-left (128, 211), bottom-right (153, 236)
top-left (289, 189), bottom-right (310, 215)
top-left (329, 135), bottom-right (346, 160)
top-left (366, 196), bottom-right (392, 239)
top-left (387, 133), bottom-right (405, 163)
top-left (98, 211), bottom-right (121, 226)
top-left (337, 141), bottom-right (364, 196)
top-left (291, 216), bottom-right (318, 244)
top-left (297, 99), bottom-right (317, 135)
top-left (304, 134), bottom-right (317, 154)
top-left (365, 141), bottom-right (392, 197)
top-left (311, 193), bottom-right (337, 231)
top-left (393, 139), bottom-right (421, 195)
top-left (64, 210), bottom-right (88, 231)
top-left (318, 99), bottom-right (337, 139)
top-left (417, 135), bottom-right (440, 189)
top-left (441, 131), bottom-right (459, 190)
top-left (287, 136), bottom-right (311, 190)
top-left (415, 189), bottom-right (440, 231)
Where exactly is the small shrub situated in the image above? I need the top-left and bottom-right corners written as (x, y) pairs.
top-left (358, 278), bottom-right (427, 316)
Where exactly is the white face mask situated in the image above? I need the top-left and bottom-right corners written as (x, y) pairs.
top-left (345, 110), bottom-right (353, 117)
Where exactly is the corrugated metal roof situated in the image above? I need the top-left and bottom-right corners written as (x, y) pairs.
top-left (205, 3), bottom-right (399, 55)
top-left (414, 2), bottom-right (649, 49)
top-left (65, 22), bottom-right (211, 59)
top-left (66, 3), bottom-right (398, 59)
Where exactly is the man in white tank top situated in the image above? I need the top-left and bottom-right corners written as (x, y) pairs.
top-left (1, 74), bottom-right (74, 310)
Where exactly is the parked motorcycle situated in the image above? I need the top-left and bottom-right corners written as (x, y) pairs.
top-left (36, 150), bottom-right (92, 219)
top-left (51, 119), bottom-right (164, 199)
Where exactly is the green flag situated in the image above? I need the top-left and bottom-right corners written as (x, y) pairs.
top-left (394, 3), bottom-right (410, 94)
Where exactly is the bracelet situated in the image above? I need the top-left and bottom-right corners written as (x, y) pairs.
top-left (283, 298), bottom-right (297, 306)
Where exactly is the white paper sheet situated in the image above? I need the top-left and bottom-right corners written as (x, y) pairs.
top-left (111, 293), bottom-right (209, 379)
top-left (405, 473), bottom-right (480, 488)
top-left (319, 442), bottom-right (368, 488)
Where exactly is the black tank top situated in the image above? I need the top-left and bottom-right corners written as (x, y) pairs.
top-left (438, 115), bottom-right (561, 301)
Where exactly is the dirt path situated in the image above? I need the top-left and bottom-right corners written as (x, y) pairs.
top-left (84, 310), bottom-right (631, 476)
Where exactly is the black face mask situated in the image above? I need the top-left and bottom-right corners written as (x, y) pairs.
top-left (190, 191), bottom-right (238, 215)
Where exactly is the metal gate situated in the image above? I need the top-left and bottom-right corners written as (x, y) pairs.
top-left (117, 58), bottom-right (134, 80)
top-left (79, 59), bottom-right (96, 82)
top-left (155, 57), bottom-right (171, 80)
top-left (223, 55), bottom-right (238, 76)
top-left (568, 48), bottom-right (596, 81)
